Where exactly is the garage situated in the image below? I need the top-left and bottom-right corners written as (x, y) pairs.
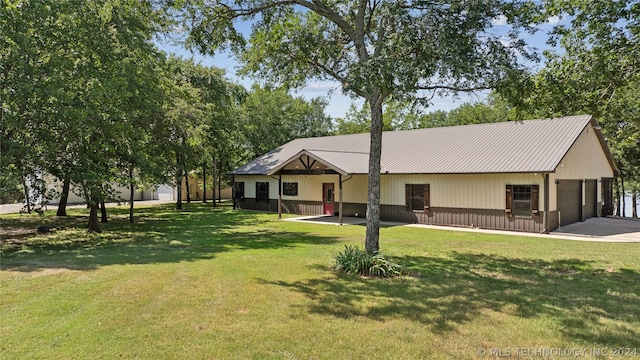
top-left (583, 180), bottom-right (597, 220)
top-left (557, 180), bottom-right (582, 227)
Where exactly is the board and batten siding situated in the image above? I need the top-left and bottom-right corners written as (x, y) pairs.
top-left (381, 173), bottom-right (544, 210)
top-left (237, 173), bottom-right (546, 211)
top-left (548, 124), bottom-right (615, 211)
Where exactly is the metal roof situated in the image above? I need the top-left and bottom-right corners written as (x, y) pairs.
top-left (230, 115), bottom-right (616, 175)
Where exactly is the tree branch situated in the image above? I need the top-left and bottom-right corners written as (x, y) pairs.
top-left (289, 0), bottom-right (357, 42)
top-left (355, 0), bottom-right (367, 44)
top-left (415, 84), bottom-right (493, 92)
top-left (304, 56), bottom-right (368, 99)
top-left (223, 1), bottom-right (297, 18)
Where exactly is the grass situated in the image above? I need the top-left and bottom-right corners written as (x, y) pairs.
top-left (1, 203), bottom-right (639, 359)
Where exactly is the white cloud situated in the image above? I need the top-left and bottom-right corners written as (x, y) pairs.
top-left (546, 15), bottom-right (562, 25)
top-left (300, 81), bottom-right (342, 93)
top-left (491, 15), bottom-right (508, 26)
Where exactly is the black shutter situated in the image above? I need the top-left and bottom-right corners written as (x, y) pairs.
top-left (505, 185), bottom-right (513, 216)
top-left (405, 184), bottom-right (410, 211)
top-left (531, 184), bottom-right (540, 216)
top-left (424, 184), bottom-right (430, 212)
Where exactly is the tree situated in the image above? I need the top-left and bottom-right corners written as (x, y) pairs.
top-left (445, 93), bottom-right (527, 126)
top-left (509, 0), bottom-right (640, 216)
top-left (175, 0), bottom-right (540, 253)
top-left (335, 102), bottom-right (392, 135)
top-left (158, 56), bottom-right (239, 209)
top-left (238, 84), bottom-right (333, 158)
top-left (2, 0), bottom-right (166, 231)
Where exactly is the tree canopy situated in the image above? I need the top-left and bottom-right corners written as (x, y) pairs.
top-left (506, 0), bottom-right (640, 214)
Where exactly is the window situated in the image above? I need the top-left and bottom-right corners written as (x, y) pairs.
top-left (512, 185), bottom-right (531, 216)
top-left (506, 185), bottom-right (539, 217)
top-left (234, 182), bottom-right (245, 200)
top-left (325, 186), bottom-right (333, 204)
top-left (256, 182), bottom-right (269, 203)
top-left (405, 184), bottom-right (430, 212)
top-left (283, 182), bottom-right (298, 196)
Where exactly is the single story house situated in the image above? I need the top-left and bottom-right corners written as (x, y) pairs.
top-left (230, 115), bottom-right (618, 232)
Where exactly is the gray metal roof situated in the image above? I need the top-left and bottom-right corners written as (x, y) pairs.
top-left (231, 115), bottom-right (615, 175)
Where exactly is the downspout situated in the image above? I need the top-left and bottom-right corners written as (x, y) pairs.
top-left (270, 174), bottom-right (283, 219)
top-left (340, 175), bottom-right (354, 224)
top-left (543, 173), bottom-right (549, 233)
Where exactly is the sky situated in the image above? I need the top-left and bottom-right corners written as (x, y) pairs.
top-left (155, 14), bottom-right (564, 119)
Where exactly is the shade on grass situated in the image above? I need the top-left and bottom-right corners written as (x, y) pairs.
top-left (1, 203), bottom-right (639, 359)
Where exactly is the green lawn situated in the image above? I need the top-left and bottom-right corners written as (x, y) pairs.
top-left (1, 203), bottom-right (639, 359)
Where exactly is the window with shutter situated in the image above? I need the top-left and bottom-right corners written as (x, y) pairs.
top-left (507, 185), bottom-right (535, 217)
top-left (406, 184), bottom-right (429, 211)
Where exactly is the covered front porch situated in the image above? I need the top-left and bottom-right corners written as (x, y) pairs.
top-left (267, 149), bottom-right (369, 225)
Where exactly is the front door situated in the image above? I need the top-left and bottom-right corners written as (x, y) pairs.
top-left (323, 183), bottom-right (335, 215)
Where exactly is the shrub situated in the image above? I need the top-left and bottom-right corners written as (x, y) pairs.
top-left (334, 245), bottom-right (404, 277)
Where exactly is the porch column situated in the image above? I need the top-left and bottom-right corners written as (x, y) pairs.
top-left (339, 174), bottom-right (343, 225)
top-left (278, 174), bottom-right (282, 219)
top-left (543, 173), bottom-right (549, 233)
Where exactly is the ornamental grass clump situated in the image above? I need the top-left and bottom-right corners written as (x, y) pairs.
top-left (334, 245), bottom-right (404, 278)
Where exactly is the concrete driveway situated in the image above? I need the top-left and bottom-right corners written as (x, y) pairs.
top-left (551, 217), bottom-right (640, 242)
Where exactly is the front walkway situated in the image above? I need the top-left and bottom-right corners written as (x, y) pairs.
top-left (283, 215), bottom-right (640, 243)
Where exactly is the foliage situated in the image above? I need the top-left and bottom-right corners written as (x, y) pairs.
top-left (334, 103), bottom-right (374, 135)
top-left (174, 0), bottom-right (543, 254)
top-left (335, 245), bottom-right (403, 277)
top-left (335, 93), bottom-right (530, 134)
top-left (505, 0), bottom-right (640, 210)
top-left (237, 84), bottom-right (333, 158)
top-left (1, 0), bottom-right (167, 229)
top-left (0, 164), bottom-right (24, 203)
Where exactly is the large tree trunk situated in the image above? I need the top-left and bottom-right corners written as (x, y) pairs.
top-left (202, 162), bottom-right (207, 203)
top-left (365, 94), bottom-right (384, 254)
top-left (176, 179), bottom-right (183, 210)
top-left (175, 153), bottom-right (183, 210)
top-left (633, 188), bottom-right (638, 218)
top-left (56, 178), bottom-right (70, 216)
top-left (212, 156), bottom-right (217, 207)
top-left (129, 166), bottom-right (135, 224)
top-left (21, 172), bottom-right (31, 213)
top-left (100, 199), bottom-right (108, 223)
top-left (185, 172), bottom-right (191, 203)
top-left (88, 198), bottom-right (101, 233)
